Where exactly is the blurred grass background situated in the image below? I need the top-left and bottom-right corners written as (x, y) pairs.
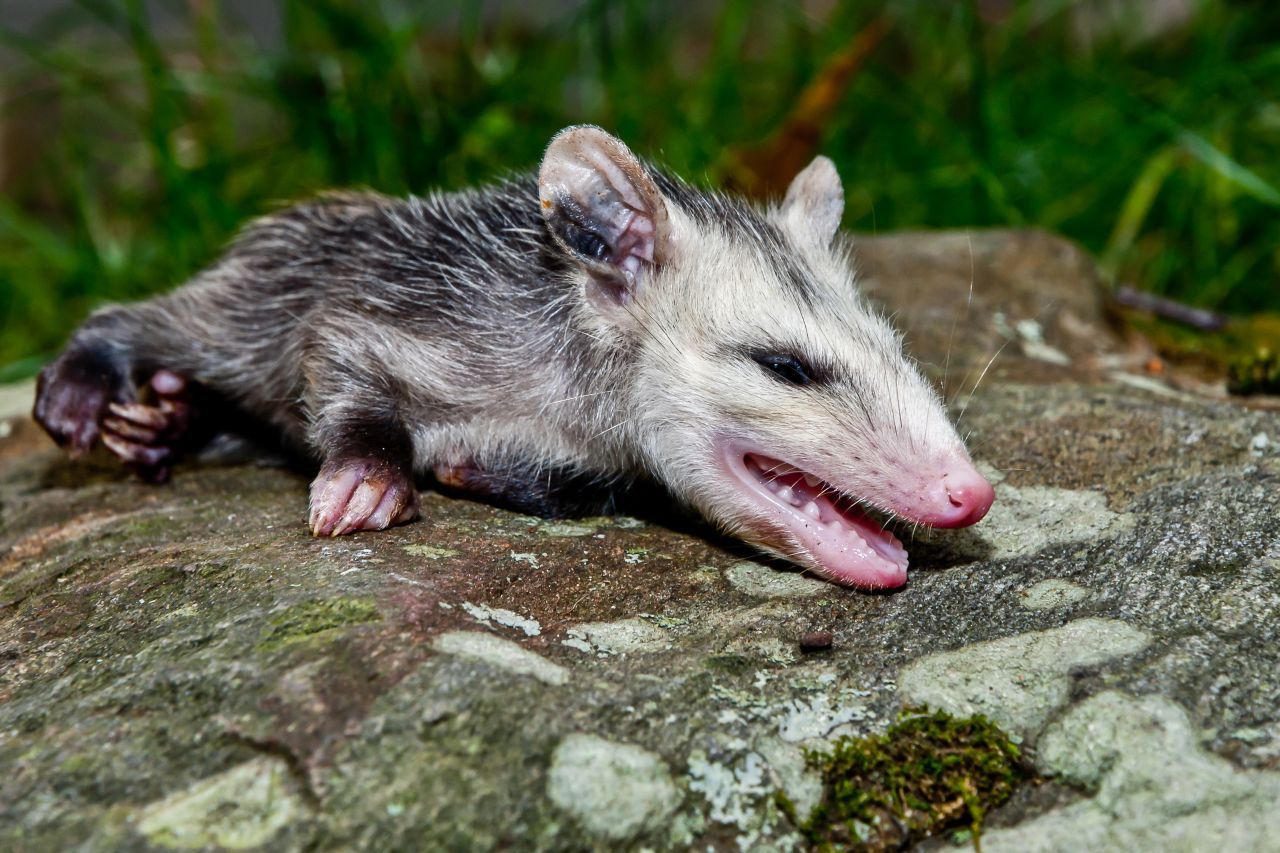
top-left (1, 0), bottom-right (1277, 380)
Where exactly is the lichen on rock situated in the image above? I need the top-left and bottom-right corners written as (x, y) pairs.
top-left (546, 734), bottom-right (681, 841)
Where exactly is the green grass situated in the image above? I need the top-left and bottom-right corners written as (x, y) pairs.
top-left (1, 0), bottom-right (1277, 377)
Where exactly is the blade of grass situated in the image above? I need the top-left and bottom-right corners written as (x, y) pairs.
top-left (1102, 145), bottom-right (1179, 277)
top-left (1176, 129), bottom-right (1280, 207)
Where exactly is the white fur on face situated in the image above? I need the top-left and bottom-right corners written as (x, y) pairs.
top-left (622, 202), bottom-right (974, 585)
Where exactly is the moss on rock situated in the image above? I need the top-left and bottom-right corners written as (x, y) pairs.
top-left (258, 597), bottom-right (381, 651)
top-left (1228, 347), bottom-right (1280, 396)
top-left (795, 709), bottom-right (1029, 851)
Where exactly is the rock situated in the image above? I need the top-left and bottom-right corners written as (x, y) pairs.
top-left (546, 734), bottom-right (681, 841)
top-left (458, 601), bottom-right (542, 636)
top-left (432, 631), bottom-right (568, 686)
top-left (562, 616), bottom-right (671, 656)
top-left (0, 381), bottom-right (33, 419)
top-left (898, 618), bottom-right (1152, 739)
top-left (2, 230), bottom-right (1278, 849)
top-left (982, 692), bottom-right (1280, 852)
top-left (1019, 578), bottom-right (1093, 611)
top-left (135, 757), bottom-right (311, 850)
top-left (967, 481), bottom-right (1135, 560)
top-left (724, 561), bottom-right (829, 598)
top-left (852, 230), bottom-right (1118, 387)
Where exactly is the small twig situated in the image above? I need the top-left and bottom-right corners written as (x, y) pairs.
top-left (1112, 285), bottom-right (1227, 331)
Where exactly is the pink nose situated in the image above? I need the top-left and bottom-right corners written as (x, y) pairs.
top-left (931, 469), bottom-right (996, 528)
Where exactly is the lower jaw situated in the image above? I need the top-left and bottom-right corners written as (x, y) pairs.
top-left (776, 525), bottom-right (908, 589)
top-left (719, 444), bottom-right (910, 589)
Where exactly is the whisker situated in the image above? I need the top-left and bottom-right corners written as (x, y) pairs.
top-left (956, 337), bottom-right (1011, 425)
top-left (587, 419), bottom-right (630, 441)
top-left (540, 389), bottom-right (620, 408)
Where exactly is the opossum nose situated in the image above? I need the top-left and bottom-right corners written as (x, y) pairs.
top-left (933, 468), bottom-right (995, 528)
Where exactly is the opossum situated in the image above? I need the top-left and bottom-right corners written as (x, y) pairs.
top-left (33, 125), bottom-right (993, 589)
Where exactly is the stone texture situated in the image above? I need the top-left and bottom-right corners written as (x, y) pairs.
top-left (898, 618), bottom-right (1153, 739)
top-left (546, 734), bottom-right (681, 840)
top-left (563, 616), bottom-right (672, 656)
top-left (135, 757), bottom-right (310, 850)
top-left (983, 692), bottom-right (1280, 852)
top-left (1018, 578), bottom-right (1093, 611)
top-left (432, 630), bottom-right (569, 686)
top-left (1, 229), bottom-right (1278, 850)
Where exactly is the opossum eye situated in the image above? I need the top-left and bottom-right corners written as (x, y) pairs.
top-left (752, 352), bottom-right (815, 386)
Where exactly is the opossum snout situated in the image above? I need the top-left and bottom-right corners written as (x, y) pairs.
top-left (942, 467), bottom-right (996, 526)
top-left (902, 458), bottom-right (995, 529)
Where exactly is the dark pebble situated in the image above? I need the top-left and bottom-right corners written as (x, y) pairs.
top-left (799, 631), bottom-right (833, 652)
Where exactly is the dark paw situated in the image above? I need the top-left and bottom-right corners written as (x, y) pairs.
top-left (309, 458), bottom-right (419, 537)
top-left (34, 347), bottom-right (127, 456)
top-left (100, 371), bottom-right (198, 483)
top-left (433, 459), bottom-right (619, 517)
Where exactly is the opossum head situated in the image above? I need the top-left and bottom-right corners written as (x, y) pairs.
top-left (539, 126), bottom-right (993, 589)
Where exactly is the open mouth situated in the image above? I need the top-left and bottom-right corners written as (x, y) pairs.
top-left (721, 445), bottom-right (910, 589)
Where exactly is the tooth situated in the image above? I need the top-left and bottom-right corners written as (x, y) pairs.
top-left (765, 479), bottom-right (781, 493)
top-left (804, 502), bottom-right (821, 520)
top-left (829, 520), bottom-right (843, 535)
top-left (777, 486), bottom-right (795, 503)
top-left (804, 474), bottom-right (821, 487)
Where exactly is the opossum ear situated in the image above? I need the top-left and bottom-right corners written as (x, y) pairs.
top-left (782, 155), bottom-right (844, 244)
top-left (539, 126), bottom-right (670, 314)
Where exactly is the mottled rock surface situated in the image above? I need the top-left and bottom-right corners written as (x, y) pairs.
top-left (2, 229), bottom-right (1278, 850)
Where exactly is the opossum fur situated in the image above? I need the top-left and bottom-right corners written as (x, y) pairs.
top-left (33, 125), bottom-right (993, 589)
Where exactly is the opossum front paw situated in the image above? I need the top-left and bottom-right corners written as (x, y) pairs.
top-left (308, 459), bottom-right (419, 537)
top-left (101, 371), bottom-right (197, 483)
top-left (34, 347), bottom-right (127, 456)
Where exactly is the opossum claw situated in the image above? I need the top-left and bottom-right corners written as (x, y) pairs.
top-left (102, 415), bottom-right (160, 444)
top-left (101, 432), bottom-right (174, 465)
top-left (99, 370), bottom-right (198, 482)
top-left (309, 460), bottom-right (419, 537)
top-left (106, 402), bottom-right (169, 432)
